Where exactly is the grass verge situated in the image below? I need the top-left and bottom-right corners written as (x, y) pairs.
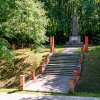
top-left (0, 89), bottom-right (100, 97)
top-left (79, 45), bottom-right (100, 93)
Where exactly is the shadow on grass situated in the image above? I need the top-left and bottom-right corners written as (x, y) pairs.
top-left (89, 45), bottom-right (100, 54)
top-left (7, 89), bottom-right (22, 94)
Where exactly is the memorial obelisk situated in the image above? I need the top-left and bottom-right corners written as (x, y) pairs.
top-left (69, 10), bottom-right (81, 44)
top-left (72, 10), bottom-right (78, 36)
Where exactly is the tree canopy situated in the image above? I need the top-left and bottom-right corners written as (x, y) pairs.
top-left (0, 0), bottom-right (49, 66)
top-left (0, 0), bottom-right (100, 65)
top-left (39, 0), bottom-right (100, 44)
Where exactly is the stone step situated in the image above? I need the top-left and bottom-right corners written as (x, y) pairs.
top-left (45, 70), bottom-right (75, 73)
top-left (49, 61), bottom-right (79, 65)
top-left (45, 66), bottom-right (76, 71)
top-left (47, 63), bottom-right (78, 66)
top-left (43, 52), bottom-right (80, 76)
top-left (44, 72), bottom-right (74, 76)
top-left (48, 63), bottom-right (78, 65)
top-left (45, 64), bottom-right (77, 75)
top-left (46, 65), bottom-right (78, 69)
top-left (46, 64), bottom-right (78, 69)
top-left (49, 60), bottom-right (79, 63)
top-left (45, 69), bottom-right (76, 72)
top-left (65, 45), bottom-right (81, 47)
top-left (50, 57), bottom-right (79, 60)
top-left (51, 54), bottom-right (79, 56)
top-left (46, 66), bottom-right (77, 70)
top-left (52, 54), bottom-right (79, 57)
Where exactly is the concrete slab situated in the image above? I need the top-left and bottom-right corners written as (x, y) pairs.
top-left (61, 47), bottom-right (79, 54)
top-left (24, 75), bottom-right (73, 93)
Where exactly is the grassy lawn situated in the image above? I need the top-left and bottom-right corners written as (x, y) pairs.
top-left (79, 45), bottom-right (100, 93)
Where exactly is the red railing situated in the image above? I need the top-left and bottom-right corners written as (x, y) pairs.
top-left (69, 45), bottom-right (84, 93)
top-left (20, 53), bottom-right (53, 90)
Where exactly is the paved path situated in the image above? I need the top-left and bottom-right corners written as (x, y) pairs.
top-left (24, 75), bottom-right (73, 93)
top-left (61, 47), bottom-right (79, 54)
top-left (0, 92), bottom-right (100, 100)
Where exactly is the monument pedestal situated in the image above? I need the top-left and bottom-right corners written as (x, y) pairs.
top-left (69, 35), bottom-right (81, 45)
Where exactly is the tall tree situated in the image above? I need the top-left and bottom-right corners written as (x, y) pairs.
top-left (76, 0), bottom-right (99, 41)
top-left (40, 0), bottom-right (99, 44)
top-left (0, 0), bottom-right (49, 65)
top-left (40, 0), bottom-right (77, 44)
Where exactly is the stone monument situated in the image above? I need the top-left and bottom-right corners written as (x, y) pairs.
top-left (69, 10), bottom-right (81, 45)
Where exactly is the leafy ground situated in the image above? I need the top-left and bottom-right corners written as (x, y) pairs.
top-left (79, 45), bottom-right (100, 93)
top-left (0, 45), bottom-right (65, 88)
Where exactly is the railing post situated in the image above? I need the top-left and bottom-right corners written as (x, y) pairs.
top-left (20, 75), bottom-right (25, 90)
top-left (39, 65), bottom-right (44, 74)
top-left (74, 71), bottom-right (78, 82)
top-left (79, 56), bottom-right (82, 64)
top-left (81, 45), bottom-right (84, 53)
top-left (69, 78), bottom-right (74, 93)
top-left (28, 43), bottom-right (30, 47)
top-left (77, 66), bottom-right (81, 76)
top-left (31, 70), bottom-right (35, 80)
top-left (50, 36), bottom-right (54, 53)
top-left (90, 40), bottom-right (92, 44)
top-left (50, 45), bottom-right (53, 53)
top-left (21, 43), bottom-right (24, 49)
top-left (45, 55), bottom-right (49, 64)
top-left (12, 44), bottom-right (15, 50)
top-left (84, 36), bottom-right (89, 52)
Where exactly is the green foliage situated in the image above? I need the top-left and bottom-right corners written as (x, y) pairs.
top-left (0, 0), bottom-right (49, 50)
top-left (93, 34), bottom-right (100, 44)
top-left (77, 0), bottom-right (99, 38)
top-left (39, 0), bottom-right (70, 44)
top-left (0, 0), bottom-right (49, 65)
top-left (40, 0), bottom-right (100, 43)
top-left (0, 38), bottom-right (14, 66)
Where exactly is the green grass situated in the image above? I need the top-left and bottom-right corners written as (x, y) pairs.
top-left (88, 46), bottom-right (100, 54)
top-left (0, 89), bottom-right (100, 97)
top-left (75, 48), bottom-right (81, 54)
top-left (71, 92), bottom-right (100, 97)
top-left (54, 45), bottom-right (65, 53)
top-left (79, 45), bottom-right (100, 93)
top-left (42, 45), bottom-right (65, 54)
